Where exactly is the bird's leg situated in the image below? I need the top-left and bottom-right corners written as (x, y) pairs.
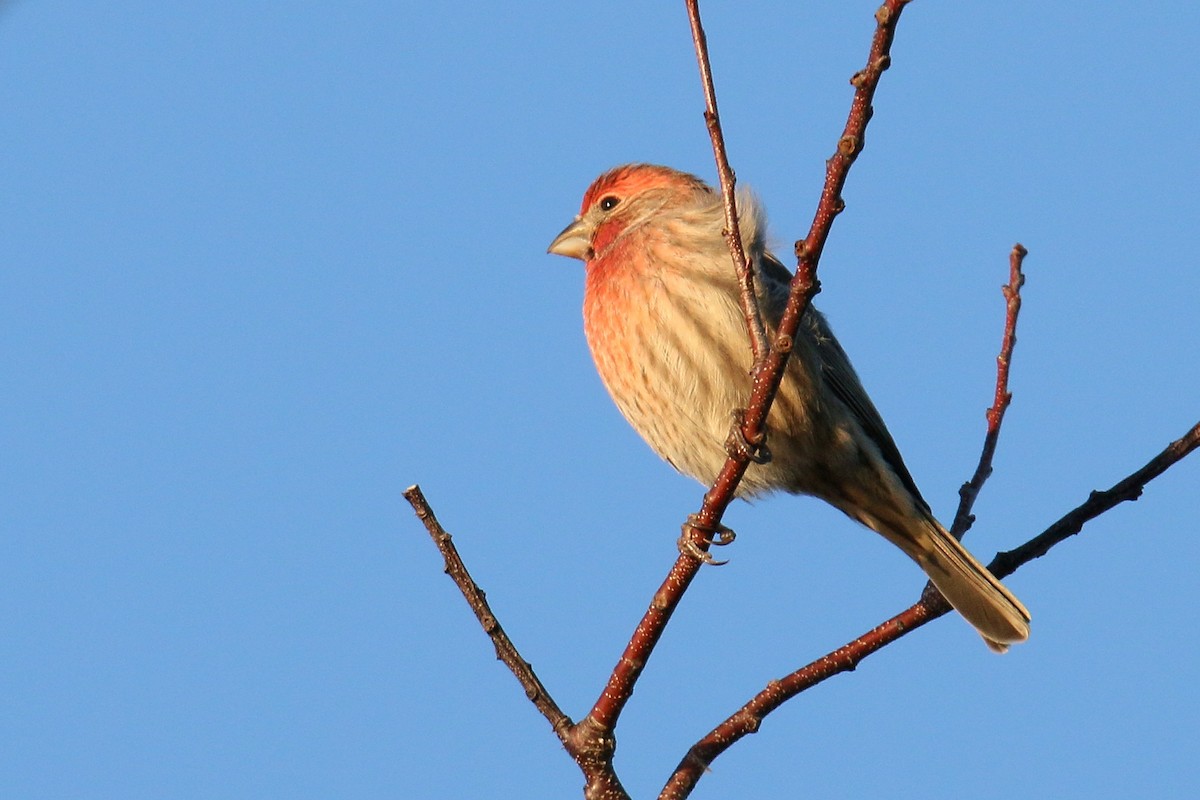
top-left (678, 514), bottom-right (737, 565)
top-left (725, 408), bottom-right (772, 464)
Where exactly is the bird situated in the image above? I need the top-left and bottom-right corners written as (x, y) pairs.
top-left (547, 163), bottom-right (1030, 651)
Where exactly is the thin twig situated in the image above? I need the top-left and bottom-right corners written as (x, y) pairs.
top-left (404, 486), bottom-right (632, 798)
top-left (950, 243), bottom-right (1028, 539)
top-left (992, 420), bottom-right (1200, 576)
top-left (580, 1), bottom-right (913, 751)
top-left (662, 418), bottom-right (1200, 798)
top-left (402, 486), bottom-right (573, 737)
top-left (684, 0), bottom-right (769, 362)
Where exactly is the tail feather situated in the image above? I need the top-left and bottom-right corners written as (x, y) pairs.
top-left (913, 523), bottom-right (1031, 652)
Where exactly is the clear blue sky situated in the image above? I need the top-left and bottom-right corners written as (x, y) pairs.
top-left (3, 2), bottom-right (1197, 798)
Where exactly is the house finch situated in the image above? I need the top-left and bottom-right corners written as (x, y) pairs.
top-left (548, 163), bottom-right (1030, 651)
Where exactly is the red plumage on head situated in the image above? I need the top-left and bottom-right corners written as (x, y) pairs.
top-left (578, 164), bottom-right (709, 216)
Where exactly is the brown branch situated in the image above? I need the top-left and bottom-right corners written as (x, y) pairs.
top-left (407, 3), bottom-right (914, 795)
top-left (405, 484), bottom-right (634, 798)
top-left (949, 244), bottom-right (1027, 539)
top-left (407, 0), bottom-right (1197, 789)
top-left (793, 1), bottom-right (910, 269)
top-left (684, 0), bottom-right (769, 362)
top-left (665, 236), bottom-right (1027, 797)
top-left (576, 2), bottom-right (913, 763)
top-left (663, 417), bottom-right (1200, 798)
top-left (991, 419), bottom-right (1200, 577)
top-left (401, 488), bottom-right (576, 737)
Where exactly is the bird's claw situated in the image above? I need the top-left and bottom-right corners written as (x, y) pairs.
top-left (678, 514), bottom-right (737, 565)
top-left (725, 408), bottom-right (771, 464)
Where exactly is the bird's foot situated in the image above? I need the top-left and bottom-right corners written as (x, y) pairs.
top-left (725, 409), bottom-right (771, 464)
top-left (678, 514), bottom-right (737, 565)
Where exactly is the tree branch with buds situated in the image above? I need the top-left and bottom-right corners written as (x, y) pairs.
top-left (405, 2), bottom-right (1197, 798)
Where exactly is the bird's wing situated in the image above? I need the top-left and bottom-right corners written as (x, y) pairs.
top-left (759, 253), bottom-right (930, 511)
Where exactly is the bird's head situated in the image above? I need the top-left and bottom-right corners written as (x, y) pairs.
top-left (547, 164), bottom-right (711, 262)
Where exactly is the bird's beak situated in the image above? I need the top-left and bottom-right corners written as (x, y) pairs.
top-left (547, 216), bottom-right (593, 261)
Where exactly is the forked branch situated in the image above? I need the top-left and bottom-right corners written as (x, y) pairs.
top-left (575, 0), bottom-right (915, 769)
top-left (403, 2), bottom-right (1199, 798)
top-left (664, 412), bottom-right (1200, 798)
top-left (663, 240), bottom-right (1029, 797)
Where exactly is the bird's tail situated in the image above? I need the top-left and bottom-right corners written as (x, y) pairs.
top-left (908, 520), bottom-right (1031, 652)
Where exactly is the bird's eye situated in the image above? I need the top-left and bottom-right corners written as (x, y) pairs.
top-left (599, 195), bottom-right (620, 211)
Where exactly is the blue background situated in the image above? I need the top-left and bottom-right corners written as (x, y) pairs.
top-left (2, 2), bottom-right (1196, 798)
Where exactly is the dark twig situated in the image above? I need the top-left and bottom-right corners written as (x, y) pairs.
top-left (578, 2), bottom-right (913, 762)
top-left (405, 484), bottom-right (633, 799)
top-left (663, 418), bottom-right (1200, 798)
top-left (404, 487), bottom-right (632, 797)
top-left (949, 244), bottom-right (1027, 539)
top-left (402, 488), bottom-right (575, 739)
top-left (684, 0), bottom-right (769, 363)
top-left (991, 420), bottom-right (1200, 576)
